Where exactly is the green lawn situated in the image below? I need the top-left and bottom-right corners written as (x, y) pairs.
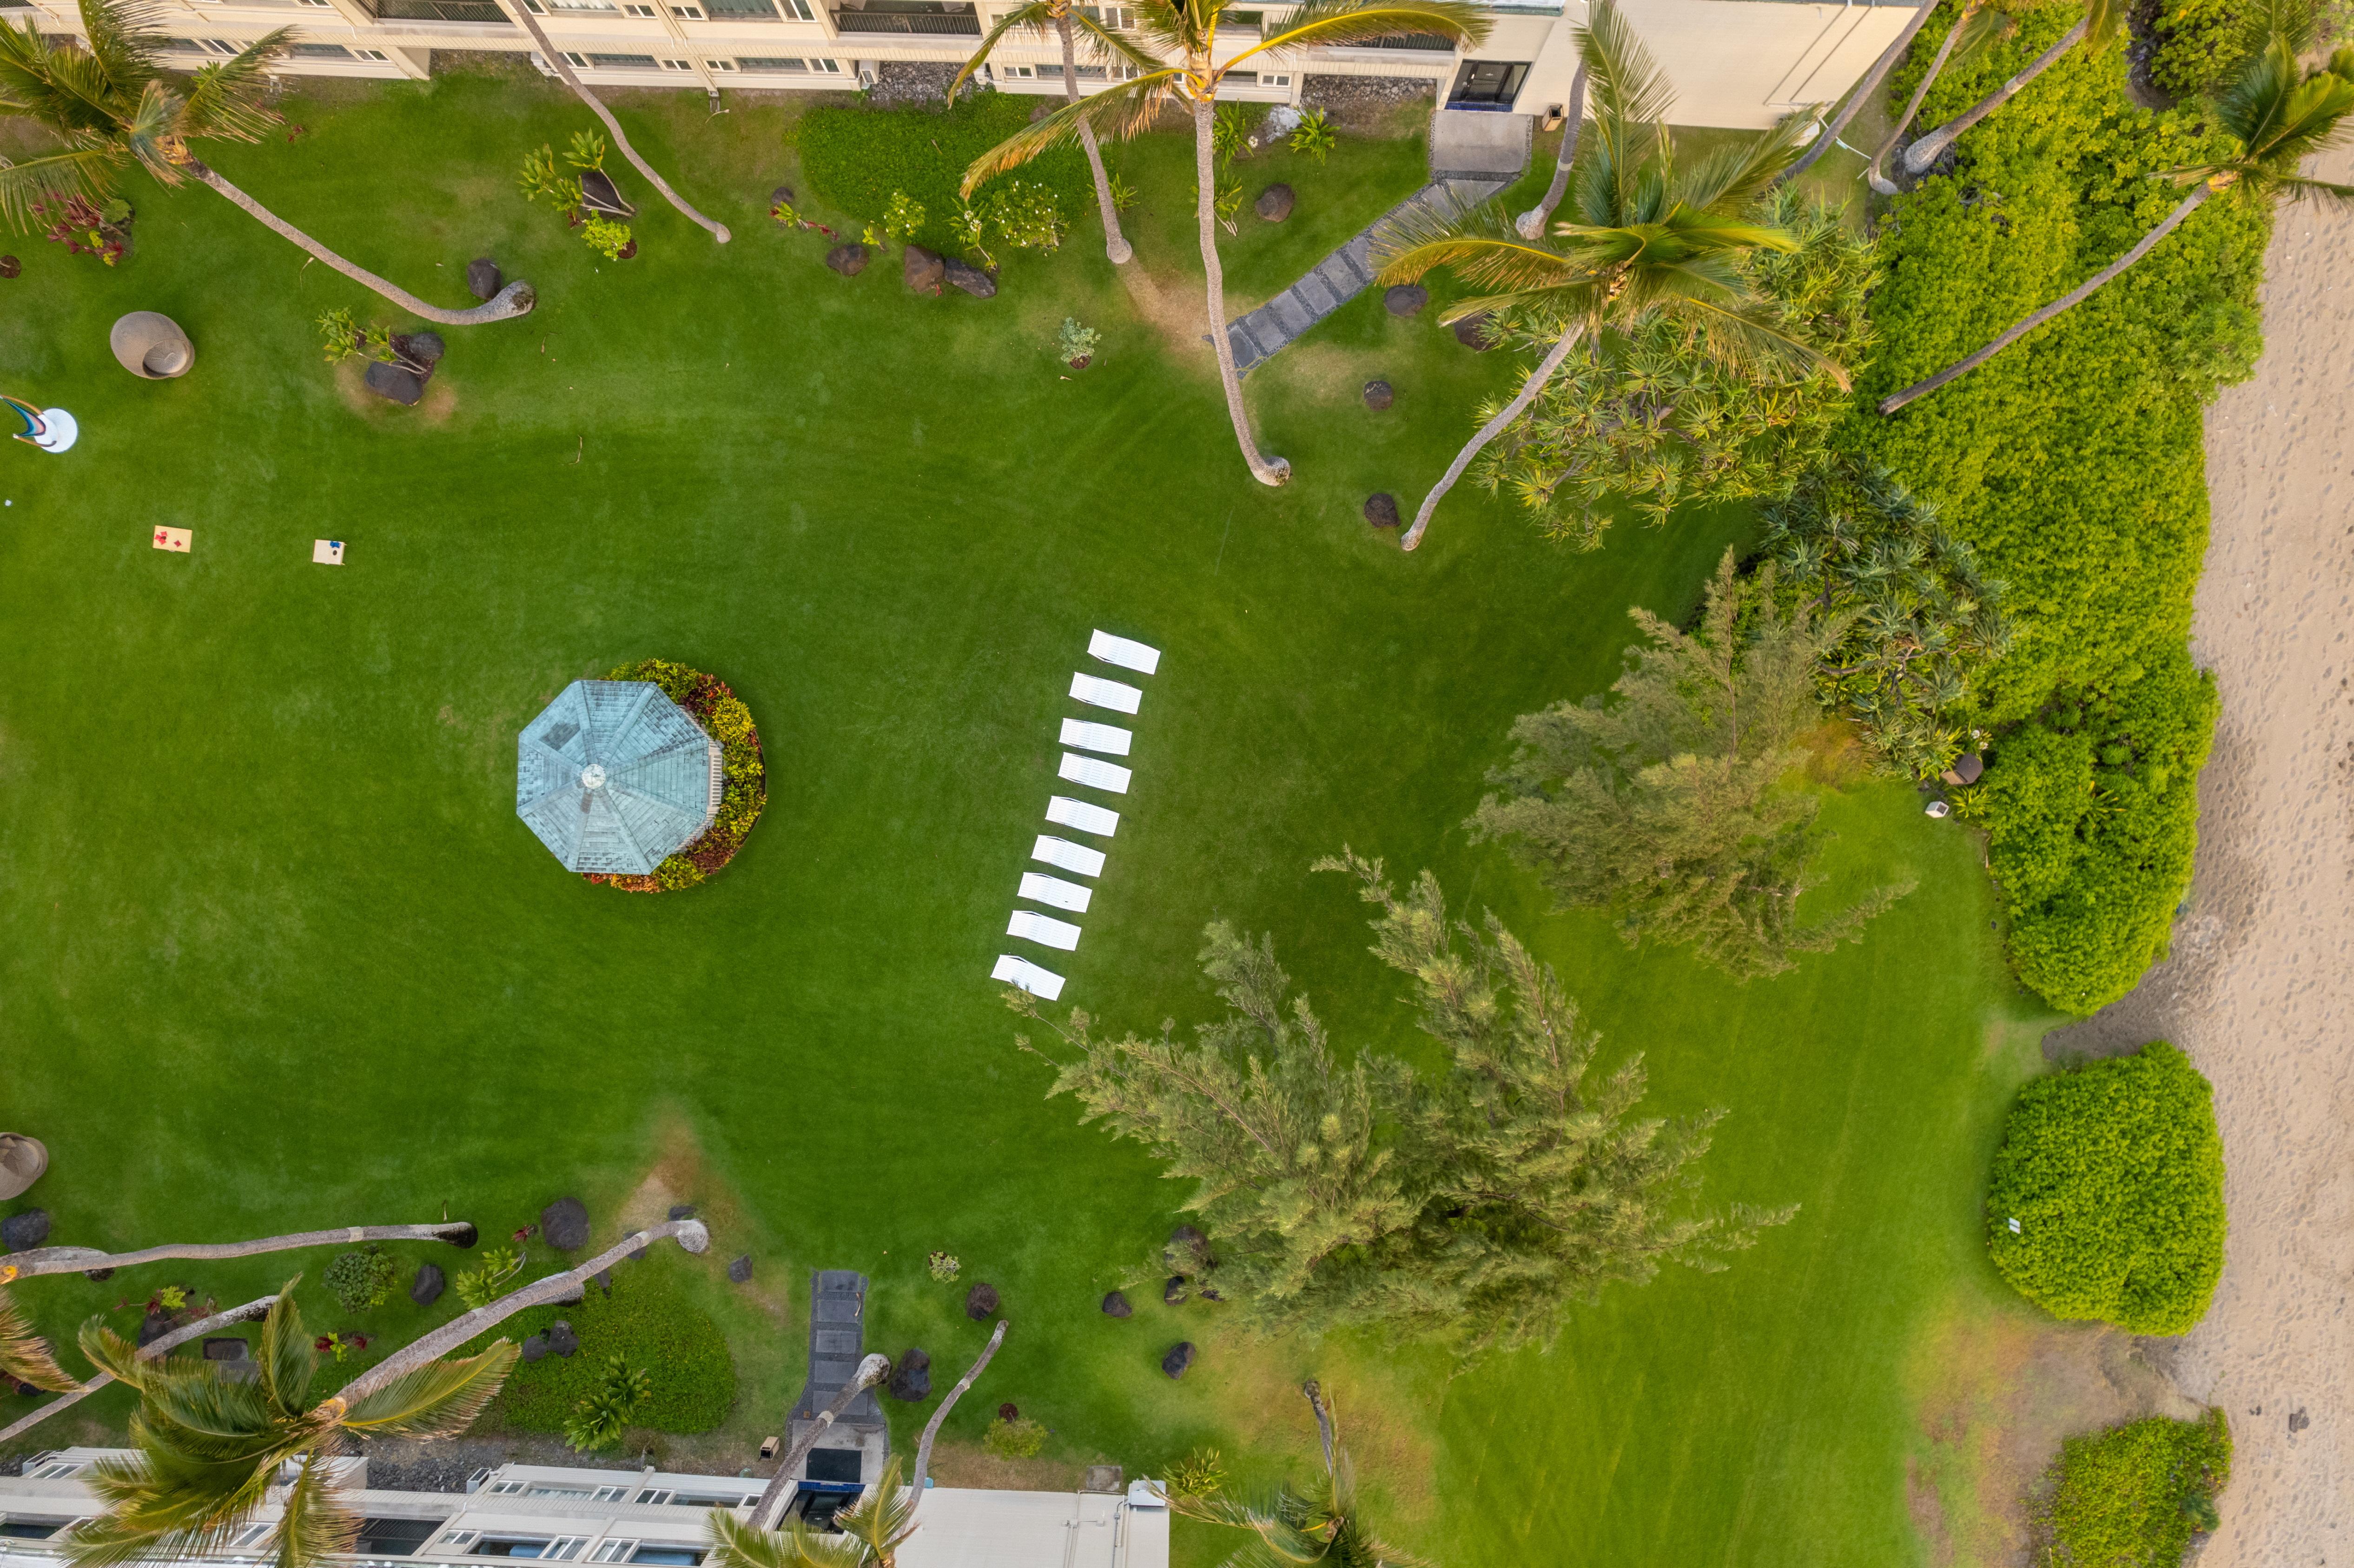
top-left (0, 73), bottom-right (2046, 1567)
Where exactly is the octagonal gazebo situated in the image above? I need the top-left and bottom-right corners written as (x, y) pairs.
top-left (517, 680), bottom-right (722, 875)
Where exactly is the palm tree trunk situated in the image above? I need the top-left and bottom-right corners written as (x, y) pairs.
top-left (1899, 17), bottom-right (2085, 177)
top-left (3, 1221), bottom-right (479, 1282)
top-left (907, 1321), bottom-right (1006, 1499)
top-left (0, 1294), bottom-right (278, 1446)
top-left (1400, 323), bottom-right (1587, 551)
top-left (187, 163), bottom-right (534, 326)
top-left (1194, 94), bottom-right (1289, 487)
top-left (1301, 1380), bottom-right (1336, 1472)
top-left (1781, 0), bottom-right (1944, 185)
top-left (496, 0), bottom-right (732, 244)
top-left (325, 1219), bottom-right (708, 1407)
top-left (747, 1353), bottom-right (894, 1530)
top-left (1868, 0), bottom-right (1975, 194)
top-left (1515, 62), bottom-right (1589, 239)
top-left (1058, 12), bottom-right (1133, 264)
top-left (1878, 183), bottom-right (2211, 413)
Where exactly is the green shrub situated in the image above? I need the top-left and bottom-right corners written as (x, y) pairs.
top-left (1842, 5), bottom-right (2267, 1011)
top-left (594, 660), bottom-right (766, 893)
top-left (2039, 1410), bottom-right (2231, 1566)
top-left (323, 1247), bottom-right (398, 1314)
top-left (483, 1266), bottom-right (736, 1435)
top-left (1982, 647), bottom-right (2217, 1012)
top-left (982, 1416), bottom-right (1048, 1459)
top-left (799, 94), bottom-right (1091, 241)
top-left (455, 1245), bottom-right (523, 1311)
top-left (1985, 1043), bottom-right (2225, 1335)
top-left (564, 1356), bottom-right (654, 1453)
top-left (2150, 0), bottom-right (2243, 99)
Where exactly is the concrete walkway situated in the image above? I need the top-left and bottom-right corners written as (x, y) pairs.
top-left (1225, 108), bottom-right (1531, 372)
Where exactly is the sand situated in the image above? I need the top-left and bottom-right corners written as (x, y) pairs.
top-left (2043, 146), bottom-right (2354, 1565)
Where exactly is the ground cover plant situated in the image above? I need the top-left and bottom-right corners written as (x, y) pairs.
top-left (0, 68), bottom-right (2043, 1568)
top-left (2036, 1409), bottom-right (2231, 1565)
top-left (480, 1258), bottom-right (736, 1436)
top-left (1845, 0), bottom-right (2270, 1010)
top-left (588, 659), bottom-right (765, 893)
top-left (1985, 1043), bottom-right (2225, 1334)
top-left (798, 92), bottom-right (1092, 250)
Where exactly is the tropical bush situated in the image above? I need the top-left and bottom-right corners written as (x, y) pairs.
top-left (588, 659), bottom-right (766, 894)
top-left (2149, 0), bottom-right (2244, 99)
top-left (2037, 1410), bottom-right (2231, 1566)
top-left (1985, 1043), bottom-right (2225, 1335)
top-left (563, 1356), bottom-right (653, 1452)
top-left (488, 1267), bottom-right (736, 1435)
top-left (1843, 3), bottom-right (2268, 1010)
top-left (454, 1245), bottom-right (523, 1311)
top-left (1164, 1448), bottom-right (1225, 1499)
top-left (800, 94), bottom-right (1090, 244)
top-left (981, 1415), bottom-right (1049, 1459)
top-left (322, 1246), bottom-right (398, 1315)
top-left (1474, 188), bottom-right (1876, 545)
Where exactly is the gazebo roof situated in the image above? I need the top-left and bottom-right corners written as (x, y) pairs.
top-left (516, 680), bottom-right (721, 875)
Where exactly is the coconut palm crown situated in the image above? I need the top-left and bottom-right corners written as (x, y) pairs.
top-left (1172, 1384), bottom-right (1416, 1568)
top-left (1375, 0), bottom-right (1843, 550)
top-left (64, 1280), bottom-right (517, 1568)
top-left (709, 1457), bottom-right (921, 1568)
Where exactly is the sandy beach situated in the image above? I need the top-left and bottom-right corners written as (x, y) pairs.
top-left (2045, 148), bottom-right (2354, 1564)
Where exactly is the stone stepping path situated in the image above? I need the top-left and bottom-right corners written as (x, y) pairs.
top-left (1226, 175), bottom-right (1511, 372)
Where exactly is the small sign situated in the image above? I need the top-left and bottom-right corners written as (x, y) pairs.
top-left (152, 526), bottom-right (191, 553)
top-left (2007, 1217), bottom-right (2022, 1234)
top-left (313, 539), bottom-right (345, 566)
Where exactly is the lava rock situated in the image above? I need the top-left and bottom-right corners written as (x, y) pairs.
top-left (825, 244), bottom-right (870, 277)
top-left (136, 1311), bottom-right (173, 1348)
top-left (770, 184), bottom-right (795, 207)
top-left (1, 1208), bottom-right (50, 1252)
top-left (0, 256), bottom-right (23, 279)
top-left (727, 1254), bottom-right (753, 1284)
top-left (579, 167), bottom-right (632, 217)
top-left (1101, 1290), bottom-right (1132, 1319)
top-left (668, 1204), bottom-right (697, 1220)
top-left (1200, 1285), bottom-right (1223, 1301)
top-left (83, 1268), bottom-right (113, 1282)
top-left (1384, 284), bottom-right (1428, 317)
top-left (1254, 183), bottom-right (1295, 222)
top-left (1363, 493), bottom-right (1401, 528)
top-left (202, 1337), bottom-right (250, 1362)
top-left (998, 1402), bottom-right (1020, 1421)
top-left (361, 361), bottom-right (425, 406)
top-left (410, 1263), bottom-right (446, 1306)
top-left (548, 1320), bottom-right (579, 1357)
top-left (1362, 379), bottom-right (1394, 410)
top-left (965, 1282), bottom-right (1001, 1320)
top-left (465, 258), bottom-right (501, 301)
top-left (1941, 753), bottom-right (1985, 787)
top-left (540, 1196), bottom-right (590, 1251)
top-left (1161, 1341), bottom-right (1196, 1380)
top-left (905, 244), bottom-right (946, 296)
top-left (522, 1333), bottom-right (550, 1363)
top-left (1162, 1276), bottom-right (1189, 1306)
top-left (888, 1348), bottom-right (932, 1402)
top-left (1453, 313), bottom-right (1497, 350)
top-left (590, 1270), bottom-right (613, 1294)
top-left (944, 257), bottom-right (998, 298)
top-left (395, 331), bottom-right (445, 369)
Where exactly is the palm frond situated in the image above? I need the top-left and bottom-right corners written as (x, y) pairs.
top-left (116, 1359), bottom-right (279, 1443)
top-left (705, 1509), bottom-right (800, 1568)
top-left (1373, 194), bottom-right (1592, 288)
top-left (337, 1341), bottom-right (518, 1439)
top-left (256, 1284), bottom-right (317, 1420)
top-left (780, 1520), bottom-right (867, 1568)
top-left (2271, 171), bottom-right (2354, 205)
top-left (959, 67), bottom-right (1182, 194)
top-left (65, 1440), bottom-right (275, 1568)
top-left (1672, 112), bottom-right (1809, 217)
top-left (116, 75), bottom-right (189, 185)
top-left (828, 1457), bottom-right (919, 1560)
top-left (74, 0), bottom-right (168, 95)
top-left (947, 0), bottom-right (1053, 101)
top-left (179, 29), bottom-right (286, 142)
top-left (268, 1454), bottom-right (360, 1568)
top-left (0, 1286), bottom-right (81, 1393)
top-left (1065, 10), bottom-right (1169, 73)
top-left (1228, 0), bottom-right (1488, 71)
top-left (2082, 0), bottom-right (2126, 53)
top-left (1575, 0), bottom-right (1673, 219)
top-left (1646, 279), bottom-right (1849, 386)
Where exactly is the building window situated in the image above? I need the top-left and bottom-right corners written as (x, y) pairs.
top-left (587, 1542), bottom-right (640, 1564)
top-left (588, 52), bottom-right (660, 66)
top-left (0, 1522), bottom-right (74, 1541)
top-left (780, 0), bottom-right (813, 15)
top-left (997, 61), bottom-right (1034, 77)
top-left (705, 56), bottom-right (735, 68)
top-left (1262, 71), bottom-right (1289, 86)
top-left (355, 46), bottom-right (388, 58)
top-left (628, 1549), bottom-right (705, 1567)
top-left (669, 4), bottom-right (703, 15)
top-left (659, 56), bottom-right (694, 68)
top-left (288, 42), bottom-right (353, 57)
top-left (355, 1521), bottom-right (442, 1558)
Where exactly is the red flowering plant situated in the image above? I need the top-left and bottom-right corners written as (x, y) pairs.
top-left (583, 659), bottom-right (767, 893)
top-left (34, 193), bottom-right (129, 266)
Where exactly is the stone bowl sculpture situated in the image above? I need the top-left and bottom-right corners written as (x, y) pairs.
top-left (0, 1133), bottom-right (48, 1201)
top-left (110, 311), bottom-right (194, 380)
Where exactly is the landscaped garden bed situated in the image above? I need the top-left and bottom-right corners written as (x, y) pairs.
top-left (583, 659), bottom-right (766, 893)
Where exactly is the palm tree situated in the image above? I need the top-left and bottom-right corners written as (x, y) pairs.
top-left (3, 1220), bottom-right (478, 1282)
top-left (714, 1458), bottom-right (920, 1568)
top-left (1172, 1381), bottom-right (1417, 1568)
top-left (0, 0), bottom-right (533, 326)
top-left (949, 2), bottom-right (1136, 263)
top-left (1779, 0), bottom-right (1942, 185)
top-left (0, 1295), bottom-right (278, 1447)
top-left (1879, 1), bottom-right (2354, 413)
top-left (1865, 0), bottom-right (2010, 194)
top-left (0, 1285), bottom-right (78, 1395)
top-left (1375, 0), bottom-right (1841, 552)
top-left (1891, 0), bottom-right (2122, 181)
top-left (962, 0), bottom-right (1490, 488)
top-left (491, 0), bottom-right (730, 244)
top-left (65, 1283), bottom-right (517, 1568)
top-left (1513, 60), bottom-right (1587, 240)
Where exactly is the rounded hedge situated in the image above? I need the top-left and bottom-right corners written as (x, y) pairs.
top-left (1985, 1042), bottom-right (2225, 1335)
top-left (585, 659), bottom-right (765, 894)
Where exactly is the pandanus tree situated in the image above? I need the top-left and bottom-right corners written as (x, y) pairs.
top-left (1171, 1381), bottom-right (1415, 1568)
top-left (490, 0), bottom-right (729, 244)
top-left (1879, 0), bottom-right (2354, 412)
top-left (1375, 0), bottom-right (1841, 552)
top-left (1891, 0), bottom-right (2123, 181)
top-left (949, 0), bottom-right (1137, 263)
top-left (962, 0), bottom-right (1490, 488)
top-left (0, 0), bottom-right (534, 325)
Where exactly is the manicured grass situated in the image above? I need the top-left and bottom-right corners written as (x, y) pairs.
top-left (0, 73), bottom-right (2038, 1568)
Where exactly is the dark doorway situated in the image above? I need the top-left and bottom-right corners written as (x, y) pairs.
top-left (1448, 59), bottom-right (1529, 109)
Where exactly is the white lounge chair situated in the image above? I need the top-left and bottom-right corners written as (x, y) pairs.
top-left (1058, 753), bottom-right (1132, 795)
top-left (1032, 835), bottom-right (1106, 877)
top-left (991, 954), bottom-right (1065, 1001)
top-left (1070, 672), bottom-right (1142, 714)
top-left (1059, 718), bottom-right (1132, 757)
top-left (1046, 796), bottom-right (1119, 837)
top-left (1090, 630), bottom-right (1161, 676)
top-left (1019, 871), bottom-right (1092, 913)
top-left (1008, 909), bottom-right (1082, 951)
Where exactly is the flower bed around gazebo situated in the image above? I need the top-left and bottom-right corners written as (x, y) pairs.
top-left (586, 659), bottom-right (766, 892)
